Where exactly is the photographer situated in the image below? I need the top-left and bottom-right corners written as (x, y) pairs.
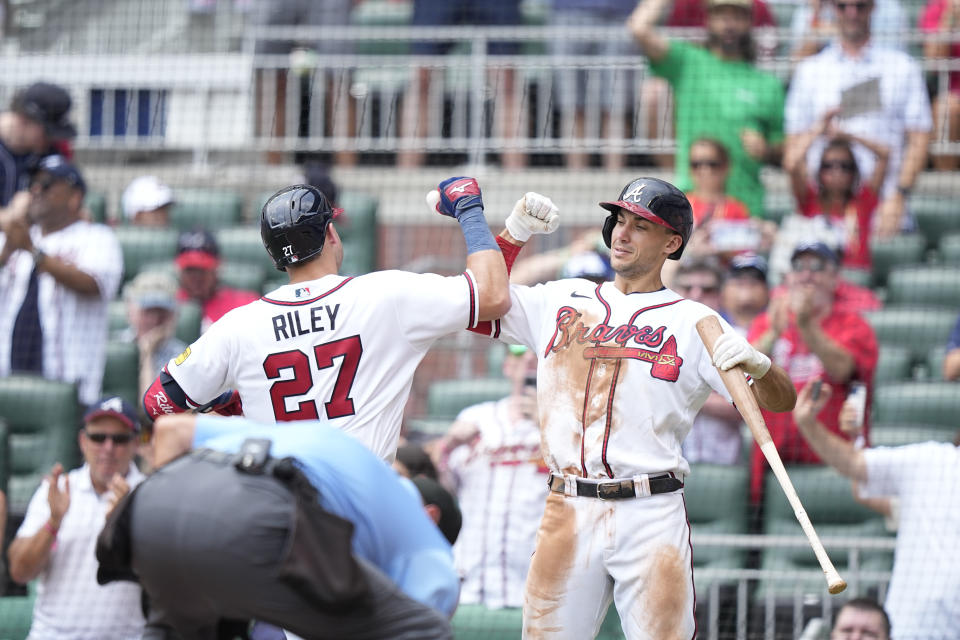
top-left (431, 344), bottom-right (548, 609)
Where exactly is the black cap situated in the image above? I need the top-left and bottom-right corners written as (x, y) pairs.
top-left (11, 82), bottom-right (77, 139)
top-left (83, 396), bottom-right (141, 432)
top-left (728, 253), bottom-right (768, 282)
top-left (35, 154), bottom-right (86, 194)
top-left (791, 241), bottom-right (839, 265)
top-left (411, 476), bottom-right (462, 545)
top-left (395, 444), bottom-right (438, 481)
top-left (176, 228), bottom-right (220, 270)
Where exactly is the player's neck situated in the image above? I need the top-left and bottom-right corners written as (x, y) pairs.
top-left (614, 272), bottom-right (664, 295)
top-left (286, 257), bottom-right (337, 284)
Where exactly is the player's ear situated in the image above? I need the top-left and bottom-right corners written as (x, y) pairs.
top-left (664, 232), bottom-right (682, 256)
top-left (424, 503), bottom-right (442, 525)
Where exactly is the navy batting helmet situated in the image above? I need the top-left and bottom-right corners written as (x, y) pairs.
top-left (598, 177), bottom-right (693, 260)
top-left (260, 184), bottom-right (340, 271)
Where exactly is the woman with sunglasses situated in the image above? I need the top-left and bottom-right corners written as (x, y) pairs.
top-left (784, 109), bottom-right (889, 270)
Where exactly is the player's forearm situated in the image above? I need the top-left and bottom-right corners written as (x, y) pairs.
top-left (794, 415), bottom-right (867, 482)
top-left (750, 363), bottom-right (796, 413)
top-left (897, 130), bottom-right (931, 190)
top-left (7, 532), bottom-right (55, 584)
top-left (153, 414), bottom-right (198, 468)
top-left (36, 254), bottom-right (100, 296)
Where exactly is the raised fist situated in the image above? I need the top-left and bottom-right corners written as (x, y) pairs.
top-left (435, 176), bottom-right (483, 218)
top-left (505, 192), bottom-right (560, 242)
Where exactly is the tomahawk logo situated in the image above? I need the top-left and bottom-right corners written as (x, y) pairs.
top-left (448, 183), bottom-right (469, 194)
top-left (622, 183), bottom-right (646, 202)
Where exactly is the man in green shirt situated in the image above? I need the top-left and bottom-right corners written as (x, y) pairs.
top-left (629, 0), bottom-right (785, 218)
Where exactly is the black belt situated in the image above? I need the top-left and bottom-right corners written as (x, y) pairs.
top-left (548, 473), bottom-right (683, 500)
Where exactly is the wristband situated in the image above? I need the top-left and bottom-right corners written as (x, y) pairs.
top-left (456, 206), bottom-right (499, 255)
top-left (43, 520), bottom-right (58, 538)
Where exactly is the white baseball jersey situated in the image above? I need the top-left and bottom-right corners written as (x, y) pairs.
top-left (165, 269), bottom-right (480, 461)
top-left (448, 398), bottom-right (549, 609)
top-left (486, 279), bottom-right (735, 480)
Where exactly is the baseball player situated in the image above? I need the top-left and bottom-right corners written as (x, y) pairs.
top-left (143, 177), bottom-right (510, 462)
top-left (476, 178), bottom-right (797, 639)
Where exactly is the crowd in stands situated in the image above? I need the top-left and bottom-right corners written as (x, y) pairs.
top-left (0, 0), bottom-right (960, 634)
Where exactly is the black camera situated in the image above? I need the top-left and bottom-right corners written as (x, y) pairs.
top-left (523, 374), bottom-right (537, 390)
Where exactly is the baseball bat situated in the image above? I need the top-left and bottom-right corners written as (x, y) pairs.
top-left (695, 315), bottom-right (847, 595)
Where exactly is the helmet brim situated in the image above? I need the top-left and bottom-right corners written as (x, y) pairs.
top-left (598, 200), bottom-right (680, 235)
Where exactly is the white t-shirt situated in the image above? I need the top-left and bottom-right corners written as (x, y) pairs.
top-left (17, 464), bottom-right (145, 640)
top-left (785, 43), bottom-right (932, 200)
top-left (449, 398), bottom-right (549, 609)
top-left (861, 442), bottom-right (960, 638)
top-left (165, 270), bottom-right (480, 461)
top-left (484, 279), bottom-right (735, 479)
top-left (0, 221), bottom-right (123, 405)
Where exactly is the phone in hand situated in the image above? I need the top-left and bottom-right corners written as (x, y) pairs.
top-left (810, 380), bottom-right (822, 402)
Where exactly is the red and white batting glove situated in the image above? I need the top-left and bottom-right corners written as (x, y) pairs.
top-left (712, 332), bottom-right (771, 379)
top-left (504, 192), bottom-right (560, 242)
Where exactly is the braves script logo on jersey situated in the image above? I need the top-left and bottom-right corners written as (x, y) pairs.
top-left (546, 306), bottom-right (683, 382)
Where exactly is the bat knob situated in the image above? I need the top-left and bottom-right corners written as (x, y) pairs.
top-left (827, 576), bottom-right (847, 594)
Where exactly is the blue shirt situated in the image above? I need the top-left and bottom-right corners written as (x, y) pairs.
top-left (948, 314), bottom-right (960, 352)
top-left (193, 415), bottom-right (460, 616)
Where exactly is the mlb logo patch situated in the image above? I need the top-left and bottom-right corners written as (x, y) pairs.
top-left (295, 287), bottom-right (311, 298)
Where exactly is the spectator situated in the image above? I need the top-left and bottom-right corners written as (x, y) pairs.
top-left (409, 475), bottom-right (463, 546)
top-left (785, 108), bottom-right (890, 271)
top-left (99, 413), bottom-right (456, 638)
top-left (174, 228), bottom-right (259, 333)
top-left (683, 138), bottom-right (775, 261)
top-left (394, 443), bottom-right (440, 481)
top-left (8, 396), bottom-right (145, 639)
top-left (251, 0), bottom-right (356, 166)
top-left (791, 0), bottom-right (908, 58)
top-left (119, 271), bottom-right (187, 400)
top-left (784, 0), bottom-right (931, 237)
top-left (674, 258), bottom-right (745, 465)
top-left (629, 0), bottom-right (785, 219)
top-left (0, 155), bottom-right (122, 405)
top-left (747, 241), bottom-right (878, 500)
top-left (942, 312), bottom-right (960, 381)
top-left (431, 344), bottom-right (548, 609)
top-left (400, 0), bottom-right (524, 169)
top-left (509, 229), bottom-right (611, 286)
top-left (830, 598), bottom-right (891, 639)
top-left (0, 82), bottom-right (76, 209)
top-left (793, 381), bottom-right (959, 638)
top-left (919, 0), bottom-right (960, 170)
top-left (720, 253), bottom-right (770, 334)
top-left (549, 0), bottom-right (640, 170)
top-left (120, 175), bottom-right (174, 227)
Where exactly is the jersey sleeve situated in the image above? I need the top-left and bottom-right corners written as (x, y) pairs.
top-left (165, 311), bottom-right (239, 406)
top-left (649, 40), bottom-right (691, 84)
top-left (861, 442), bottom-right (931, 499)
top-left (378, 270), bottom-right (480, 348)
top-left (494, 282), bottom-right (552, 353)
top-left (75, 224), bottom-right (124, 302)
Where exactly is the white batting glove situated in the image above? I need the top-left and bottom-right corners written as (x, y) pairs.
top-left (504, 192), bottom-right (560, 242)
top-left (712, 331), bottom-right (771, 379)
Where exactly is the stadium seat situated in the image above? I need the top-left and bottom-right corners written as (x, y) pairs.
top-left (863, 307), bottom-right (955, 363)
top-left (938, 232), bottom-right (960, 264)
top-left (170, 189), bottom-right (243, 231)
top-left (426, 378), bottom-right (512, 420)
top-left (872, 381), bottom-right (960, 428)
top-left (335, 191), bottom-right (379, 276)
top-left (686, 464), bottom-right (750, 594)
top-left (101, 341), bottom-right (140, 409)
top-left (869, 422), bottom-right (957, 447)
top-left (869, 234), bottom-right (925, 288)
top-left (0, 419), bottom-right (9, 496)
top-left (873, 345), bottom-right (913, 384)
top-left (175, 302), bottom-right (203, 345)
top-left (0, 376), bottom-right (80, 516)
top-left (114, 227), bottom-right (179, 283)
top-left (756, 466), bottom-right (892, 603)
top-left (839, 267), bottom-right (871, 288)
top-left (452, 605), bottom-right (522, 639)
top-left (108, 299), bottom-right (130, 335)
top-left (885, 266), bottom-right (960, 309)
top-left (84, 190), bottom-right (108, 224)
top-left (217, 261), bottom-right (266, 293)
top-left (215, 226), bottom-right (276, 274)
top-left (350, 0), bottom-right (413, 95)
top-left (912, 196), bottom-right (960, 250)
top-left (926, 346), bottom-right (946, 382)
top-left (0, 588), bottom-right (35, 640)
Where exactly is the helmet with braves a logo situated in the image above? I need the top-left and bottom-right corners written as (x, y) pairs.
top-left (260, 184), bottom-right (341, 271)
top-left (598, 177), bottom-right (693, 260)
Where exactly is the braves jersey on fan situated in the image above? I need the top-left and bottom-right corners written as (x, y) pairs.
top-left (484, 278), bottom-right (736, 479)
top-left (164, 269), bottom-right (480, 461)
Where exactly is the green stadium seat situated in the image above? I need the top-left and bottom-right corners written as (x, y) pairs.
top-left (913, 196), bottom-right (960, 250)
top-left (336, 191), bottom-right (379, 276)
top-left (872, 382), bottom-right (960, 428)
top-left (0, 376), bottom-right (80, 516)
top-left (869, 234), bottom-right (925, 288)
top-left (0, 589), bottom-right (35, 640)
top-left (452, 605), bottom-right (522, 640)
top-left (839, 267), bottom-right (871, 288)
top-left (863, 307), bottom-right (955, 363)
top-left (0, 419), bottom-right (9, 496)
top-left (926, 346), bottom-right (947, 382)
top-left (686, 464), bottom-right (750, 594)
top-left (885, 266), bottom-right (960, 309)
top-left (350, 0), bottom-right (413, 94)
top-left (874, 345), bottom-right (913, 384)
top-left (757, 466), bottom-right (892, 603)
top-left (938, 232), bottom-right (960, 264)
top-left (108, 299), bottom-right (129, 335)
top-left (215, 226), bottom-right (276, 274)
top-left (869, 423), bottom-right (957, 447)
top-left (170, 189), bottom-right (243, 231)
top-left (175, 302), bottom-right (203, 345)
top-left (217, 261), bottom-right (266, 293)
top-left (84, 190), bottom-right (108, 224)
top-left (101, 341), bottom-right (140, 409)
top-left (426, 378), bottom-right (512, 420)
top-left (114, 227), bottom-right (179, 283)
